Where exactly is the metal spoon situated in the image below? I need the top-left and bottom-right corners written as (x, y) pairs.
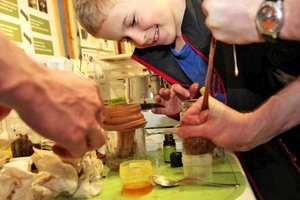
top-left (152, 175), bottom-right (240, 188)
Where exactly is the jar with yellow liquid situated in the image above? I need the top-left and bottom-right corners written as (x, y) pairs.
top-left (119, 160), bottom-right (153, 196)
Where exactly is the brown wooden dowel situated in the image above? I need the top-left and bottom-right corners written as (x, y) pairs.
top-left (201, 37), bottom-right (217, 111)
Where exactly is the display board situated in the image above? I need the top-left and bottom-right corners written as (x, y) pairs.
top-left (0, 0), bottom-right (63, 56)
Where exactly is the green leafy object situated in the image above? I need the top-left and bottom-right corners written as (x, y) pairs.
top-left (104, 97), bottom-right (126, 105)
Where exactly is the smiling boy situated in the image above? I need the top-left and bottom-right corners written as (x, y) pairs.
top-left (76, 0), bottom-right (227, 106)
top-left (77, 0), bottom-right (185, 48)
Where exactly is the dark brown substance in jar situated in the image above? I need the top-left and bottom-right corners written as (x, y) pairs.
top-left (183, 137), bottom-right (215, 155)
top-left (11, 134), bottom-right (36, 157)
top-left (181, 99), bottom-right (216, 155)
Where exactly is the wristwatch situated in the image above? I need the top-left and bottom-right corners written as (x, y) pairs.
top-left (255, 0), bottom-right (284, 42)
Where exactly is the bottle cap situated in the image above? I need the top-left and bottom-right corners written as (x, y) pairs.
top-left (164, 134), bottom-right (175, 146)
top-left (170, 152), bottom-right (183, 167)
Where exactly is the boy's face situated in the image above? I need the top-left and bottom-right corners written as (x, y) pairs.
top-left (97, 0), bottom-right (178, 48)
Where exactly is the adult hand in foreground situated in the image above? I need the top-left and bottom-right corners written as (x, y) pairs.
top-left (0, 31), bottom-right (106, 158)
top-left (17, 70), bottom-right (106, 158)
top-left (176, 96), bottom-right (265, 151)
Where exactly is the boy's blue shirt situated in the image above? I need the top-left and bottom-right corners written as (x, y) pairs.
top-left (171, 43), bottom-right (225, 103)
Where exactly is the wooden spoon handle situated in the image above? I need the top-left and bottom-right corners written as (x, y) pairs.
top-left (201, 37), bottom-right (217, 111)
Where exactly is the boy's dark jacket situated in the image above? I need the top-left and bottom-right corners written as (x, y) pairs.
top-left (132, 0), bottom-right (300, 199)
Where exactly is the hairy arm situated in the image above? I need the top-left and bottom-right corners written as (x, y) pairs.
top-left (0, 32), bottom-right (106, 158)
top-left (177, 76), bottom-right (300, 151)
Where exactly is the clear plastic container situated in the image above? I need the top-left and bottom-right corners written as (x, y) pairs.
top-left (119, 160), bottom-right (153, 196)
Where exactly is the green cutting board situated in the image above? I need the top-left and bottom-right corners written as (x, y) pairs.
top-left (65, 153), bottom-right (246, 200)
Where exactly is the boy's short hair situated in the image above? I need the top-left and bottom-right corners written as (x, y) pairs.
top-left (75, 0), bottom-right (115, 37)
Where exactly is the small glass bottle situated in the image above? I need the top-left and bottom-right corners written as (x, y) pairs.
top-left (163, 134), bottom-right (176, 163)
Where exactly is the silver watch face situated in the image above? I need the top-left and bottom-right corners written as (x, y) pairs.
top-left (256, 1), bottom-right (283, 38)
top-left (258, 6), bottom-right (277, 30)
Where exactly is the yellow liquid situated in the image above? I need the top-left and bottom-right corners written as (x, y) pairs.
top-left (122, 181), bottom-right (153, 196)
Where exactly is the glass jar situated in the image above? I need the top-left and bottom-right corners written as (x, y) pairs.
top-left (180, 99), bottom-right (216, 156)
top-left (146, 142), bottom-right (163, 167)
top-left (103, 104), bottom-right (147, 171)
top-left (180, 99), bottom-right (225, 162)
top-left (105, 128), bottom-right (146, 171)
top-left (5, 117), bottom-right (41, 158)
top-left (119, 160), bottom-right (153, 196)
top-left (180, 99), bottom-right (224, 180)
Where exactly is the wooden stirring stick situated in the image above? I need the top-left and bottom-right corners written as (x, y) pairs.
top-left (180, 37), bottom-right (217, 155)
top-left (201, 37), bottom-right (217, 111)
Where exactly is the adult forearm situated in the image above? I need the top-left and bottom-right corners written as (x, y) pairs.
top-left (0, 31), bottom-right (47, 108)
top-left (0, 32), bottom-right (106, 158)
top-left (250, 76), bottom-right (300, 142)
top-left (280, 0), bottom-right (300, 41)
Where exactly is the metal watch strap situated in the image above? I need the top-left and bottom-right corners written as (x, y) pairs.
top-left (262, 33), bottom-right (279, 43)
